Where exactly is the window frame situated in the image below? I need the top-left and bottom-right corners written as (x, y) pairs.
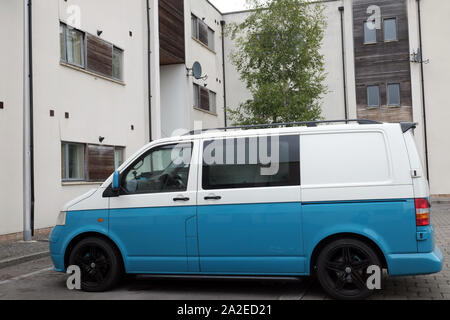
top-left (193, 83), bottom-right (217, 114)
top-left (119, 142), bottom-right (194, 196)
top-left (367, 85), bottom-right (381, 108)
top-left (191, 14), bottom-right (215, 51)
top-left (61, 142), bottom-right (86, 182)
top-left (383, 17), bottom-right (398, 42)
top-left (59, 21), bottom-right (124, 83)
top-left (112, 46), bottom-right (124, 81)
top-left (60, 22), bottom-right (86, 69)
top-left (363, 21), bottom-right (377, 44)
top-left (387, 83), bottom-right (401, 107)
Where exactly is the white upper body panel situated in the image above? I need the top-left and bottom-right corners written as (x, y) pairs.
top-left (64, 122), bottom-right (424, 212)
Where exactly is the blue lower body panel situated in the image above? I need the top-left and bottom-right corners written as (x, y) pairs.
top-left (387, 246), bottom-right (443, 276)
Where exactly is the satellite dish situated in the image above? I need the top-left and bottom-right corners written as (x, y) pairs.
top-left (192, 61), bottom-right (203, 80)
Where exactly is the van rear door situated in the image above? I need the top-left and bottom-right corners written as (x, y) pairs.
top-left (403, 129), bottom-right (434, 253)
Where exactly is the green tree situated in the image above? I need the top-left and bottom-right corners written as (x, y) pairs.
top-left (228, 0), bottom-right (327, 125)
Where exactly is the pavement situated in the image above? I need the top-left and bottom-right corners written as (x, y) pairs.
top-left (0, 201), bottom-right (449, 300)
top-left (0, 234), bottom-right (50, 269)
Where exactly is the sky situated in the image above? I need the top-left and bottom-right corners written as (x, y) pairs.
top-left (209, 0), bottom-right (248, 13)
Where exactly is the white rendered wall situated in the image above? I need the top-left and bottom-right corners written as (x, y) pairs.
top-left (0, 1), bottom-right (25, 235)
top-left (29, 0), bottom-right (150, 232)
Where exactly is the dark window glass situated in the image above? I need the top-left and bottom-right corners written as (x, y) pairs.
top-left (122, 143), bottom-right (192, 195)
top-left (202, 135), bottom-right (300, 190)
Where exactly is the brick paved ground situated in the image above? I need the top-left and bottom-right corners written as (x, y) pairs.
top-left (302, 202), bottom-right (450, 300)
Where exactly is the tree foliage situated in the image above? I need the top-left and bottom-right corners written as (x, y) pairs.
top-left (228, 0), bottom-right (327, 125)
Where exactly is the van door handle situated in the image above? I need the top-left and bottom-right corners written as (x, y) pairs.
top-left (204, 196), bottom-right (222, 200)
top-left (173, 197), bottom-right (190, 202)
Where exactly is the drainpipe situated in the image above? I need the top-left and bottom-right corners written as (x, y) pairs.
top-left (416, 0), bottom-right (430, 181)
top-left (146, 0), bottom-right (153, 142)
top-left (220, 20), bottom-right (228, 128)
top-left (23, 0), bottom-right (34, 241)
top-left (338, 6), bottom-right (348, 121)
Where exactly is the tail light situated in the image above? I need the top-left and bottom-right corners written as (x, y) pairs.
top-left (415, 198), bottom-right (430, 226)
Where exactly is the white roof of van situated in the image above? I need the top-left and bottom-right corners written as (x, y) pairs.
top-left (154, 122), bottom-right (402, 145)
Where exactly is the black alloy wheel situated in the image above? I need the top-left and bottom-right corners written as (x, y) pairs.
top-left (68, 237), bottom-right (123, 292)
top-left (316, 238), bottom-right (381, 300)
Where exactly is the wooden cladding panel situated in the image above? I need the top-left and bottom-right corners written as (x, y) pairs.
top-left (352, 0), bottom-right (413, 121)
top-left (159, 0), bottom-right (185, 65)
top-left (86, 34), bottom-right (113, 77)
top-left (87, 145), bottom-right (115, 181)
top-left (200, 87), bottom-right (210, 111)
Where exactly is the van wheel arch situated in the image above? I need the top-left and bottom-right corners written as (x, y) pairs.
top-left (64, 232), bottom-right (125, 271)
top-left (310, 233), bottom-right (387, 274)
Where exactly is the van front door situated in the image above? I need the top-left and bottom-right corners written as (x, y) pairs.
top-left (109, 142), bottom-right (199, 274)
top-left (197, 135), bottom-right (305, 275)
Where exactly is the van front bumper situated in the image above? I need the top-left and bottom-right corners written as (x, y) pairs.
top-left (387, 246), bottom-right (443, 276)
top-left (49, 226), bottom-right (66, 273)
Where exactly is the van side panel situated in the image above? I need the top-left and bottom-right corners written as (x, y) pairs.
top-left (302, 199), bottom-right (417, 269)
top-left (300, 129), bottom-right (418, 272)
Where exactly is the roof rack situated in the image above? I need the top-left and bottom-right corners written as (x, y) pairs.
top-left (184, 119), bottom-right (382, 136)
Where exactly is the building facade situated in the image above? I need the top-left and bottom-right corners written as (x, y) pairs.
top-left (0, 0), bottom-right (449, 238)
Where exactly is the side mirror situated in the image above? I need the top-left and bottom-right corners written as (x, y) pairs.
top-left (112, 171), bottom-right (120, 192)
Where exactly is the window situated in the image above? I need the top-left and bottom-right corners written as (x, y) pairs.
top-left (384, 18), bottom-right (397, 42)
top-left (193, 83), bottom-right (200, 108)
top-left (60, 23), bottom-right (85, 68)
top-left (122, 143), bottom-right (193, 195)
top-left (114, 147), bottom-right (125, 169)
top-left (193, 84), bottom-right (217, 114)
top-left (207, 27), bottom-right (215, 51)
top-left (191, 15), bottom-right (199, 39)
top-left (59, 22), bottom-right (124, 82)
top-left (191, 14), bottom-right (215, 51)
top-left (61, 142), bottom-right (125, 182)
top-left (364, 21), bottom-right (377, 44)
top-left (202, 135), bottom-right (300, 190)
top-left (209, 91), bottom-right (217, 114)
top-left (387, 83), bottom-right (401, 106)
top-left (367, 85), bottom-right (380, 107)
top-left (61, 143), bottom-right (85, 181)
top-left (112, 46), bottom-right (123, 80)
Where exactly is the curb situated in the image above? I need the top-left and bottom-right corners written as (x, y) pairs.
top-left (0, 251), bottom-right (50, 270)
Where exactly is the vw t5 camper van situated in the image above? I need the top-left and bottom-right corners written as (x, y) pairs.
top-left (50, 120), bottom-right (442, 300)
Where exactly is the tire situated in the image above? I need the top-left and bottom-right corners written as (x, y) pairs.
top-left (316, 238), bottom-right (381, 300)
top-left (68, 237), bottom-right (123, 292)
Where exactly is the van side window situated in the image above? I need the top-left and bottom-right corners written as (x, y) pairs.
top-left (202, 135), bottom-right (300, 190)
top-left (121, 143), bottom-right (192, 195)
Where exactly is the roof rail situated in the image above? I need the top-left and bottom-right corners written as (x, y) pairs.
top-left (184, 119), bottom-right (382, 136)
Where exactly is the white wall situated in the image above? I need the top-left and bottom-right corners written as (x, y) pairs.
top-left (185, 0), bottom-right (226, 130)
top-left (28, 0), bottom-right (150, 232)
top-left (223, 0), bottom-right (354, 124)
top-left (412, 0), bottom-right (450, 195)
top-left (0, 1), bottom-right (25, 235)
top-left (160, 64), bottom-right (190, 137)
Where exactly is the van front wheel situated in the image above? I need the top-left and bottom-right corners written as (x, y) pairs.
top-left (316, 239), bottom-right (381, 300)
top-left (68, 237), bottom-right (123, 292)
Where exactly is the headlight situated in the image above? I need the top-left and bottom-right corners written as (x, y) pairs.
top-left (56, 211), bottom-right (66, 226)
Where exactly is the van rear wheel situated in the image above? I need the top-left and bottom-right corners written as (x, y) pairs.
top-left (316, 238), bottom-right (381, 300)
top-left (68, 237), bottom-right (123, 292)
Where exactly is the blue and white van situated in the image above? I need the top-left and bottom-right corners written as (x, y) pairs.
top-left (50, 120), bottom-right (443, 299)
